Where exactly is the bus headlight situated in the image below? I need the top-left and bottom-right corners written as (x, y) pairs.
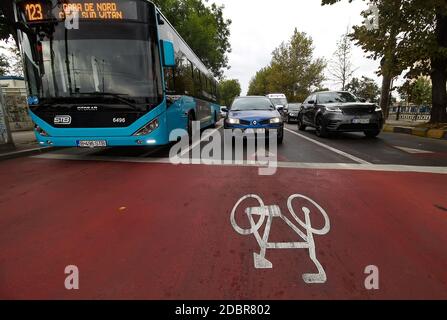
top-left (35, 125), bottom-right (50, 137)
top-left (133, 119), bottom-right (159, 136)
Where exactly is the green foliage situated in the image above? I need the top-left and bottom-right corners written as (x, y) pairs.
top-left (153, 0), bottom-right (231, 79)
top-left (398, 78), bottom-right (432, 105)
top-left (218, 79), bottom-right (241, 107)
top-left (248, 29), bottom-right (326, 103)
top-left (346, 76), bottom-right (380, 103)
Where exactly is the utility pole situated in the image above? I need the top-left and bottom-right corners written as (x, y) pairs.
top-left (0, 84), bottom-right (15, 151)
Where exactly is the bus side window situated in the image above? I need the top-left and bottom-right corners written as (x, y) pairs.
top-left (174, 54), bottom-right (189, 95)
top-left (193, 67), bottom-right (201, 97)
top-left (164, 66), bottom-right (175, 94)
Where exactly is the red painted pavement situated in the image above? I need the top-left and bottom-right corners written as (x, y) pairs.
top-left (0, 158), bottom-right (446, 299)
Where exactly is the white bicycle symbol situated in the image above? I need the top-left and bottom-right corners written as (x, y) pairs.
top-left (230, 194), bottom-right (331, 284)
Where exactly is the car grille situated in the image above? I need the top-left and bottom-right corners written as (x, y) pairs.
top-left (240, 119), bottom-right (251, 125)
top-left (342, 107), bottom-right (375, 115)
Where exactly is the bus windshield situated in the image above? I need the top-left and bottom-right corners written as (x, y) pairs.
top-left (19, 1), bottom-right (163, 104)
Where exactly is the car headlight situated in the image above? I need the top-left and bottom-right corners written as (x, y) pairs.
top-left (326, 106), bottom-right (343, 113)
top-left (375, 106), bottom-right (382, 112)
top-left (270, 117), bottom-right (282, 124)
top-left (133, 118), bottom-right (159, 136)
top-left (227, 118), bottom-right (240, 124)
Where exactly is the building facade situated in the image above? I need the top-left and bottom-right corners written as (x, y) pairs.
top-left (0, 76), bottom-right (33, 132)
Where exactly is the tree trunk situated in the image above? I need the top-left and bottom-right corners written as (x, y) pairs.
top-left (380, 73), bottom-right (392, 118)
top-left (430, 9), bottom-right (447, 124)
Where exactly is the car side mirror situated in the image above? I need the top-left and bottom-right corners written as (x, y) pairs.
top-left (222, 107), bottom-right (228, 113)
top-left (359, 98), bottom-right (367, 103)
top-left (308, 100), bottom-right (315, 105)
top-left (160, 40), bottom-right (175, 67)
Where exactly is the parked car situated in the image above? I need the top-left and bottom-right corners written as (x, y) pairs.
top-left (220, 106), bottom-right (228, 118)
top-left (224, 96), bottom-right (284, 144)
top-left (297, 91), bottom-right (384, 138)
top-left (284, 103), bottom-right (301, 123)
top-left (266, 93), bottom-right (288, 115)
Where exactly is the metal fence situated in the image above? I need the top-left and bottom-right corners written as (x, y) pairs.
top-left (388, 105), bottom-right (431, 122)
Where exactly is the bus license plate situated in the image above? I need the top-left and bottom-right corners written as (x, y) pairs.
top-left (77, 140), bottom-right (107, 148)
top-left (352, 119), bottom-right (370, 124)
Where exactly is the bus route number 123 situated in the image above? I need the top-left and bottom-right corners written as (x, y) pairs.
top-left (25, 3), bottom-right (44, 21)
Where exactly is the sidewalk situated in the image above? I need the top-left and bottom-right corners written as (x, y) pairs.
top-left (0, 130), bottom-right (51, 160)
top-left (384, 120), bottom-right (447, 140)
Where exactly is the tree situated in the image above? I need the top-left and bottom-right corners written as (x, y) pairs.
top-left (153, 0), bottom-right (231, 79)
top-left (0, 53), bottom-right (9, 76)
top-left (346, 76), bottom-right (381, 103)
top-left (0, 1), bottom-right (15, 42)
top-left (218, 79), bottom-right (241, 107)
top-left (1, 37), bottom-right (23, 77)
top-left (322, 0), bottom-right (447, 123)
top-left (329, 29), bottom-right (356, 90)
top-left (248, 29), bottom-right (326, 102)
top-left (247, 67), bottom-right (272, 96)
top-left (399, 78), bottom-right (432, 106)
top-left (412, 78), bottom-right (432, 106)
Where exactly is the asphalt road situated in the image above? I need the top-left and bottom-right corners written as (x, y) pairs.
top-left (0, 122), bottom-right (446, 299)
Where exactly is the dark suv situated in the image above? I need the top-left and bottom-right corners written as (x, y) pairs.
top-left (297, 91), bottom-right (384, 138)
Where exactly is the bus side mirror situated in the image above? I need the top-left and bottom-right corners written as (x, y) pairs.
top-left (161, 40), bottom-right (175, 67)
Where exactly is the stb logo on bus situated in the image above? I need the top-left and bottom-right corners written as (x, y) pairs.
top-left (54, 115), bottom-right (72, 125)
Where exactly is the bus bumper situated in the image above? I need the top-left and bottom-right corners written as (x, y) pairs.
top-left (34, 128), bottom-right (171, 147)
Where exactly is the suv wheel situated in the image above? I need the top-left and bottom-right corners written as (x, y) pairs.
top-left (297, 115), bottom-right (306, 131)
top-left (315, 116), bottom-right (328, 138)
top-left (364, 130), bottom-right (380, 138)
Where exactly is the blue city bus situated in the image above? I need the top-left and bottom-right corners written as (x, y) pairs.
top-left (13, 0), bottom-right (220, 147)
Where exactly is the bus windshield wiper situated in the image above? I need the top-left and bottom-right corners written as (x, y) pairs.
top-left (75, 92), bottom-right (140, 109)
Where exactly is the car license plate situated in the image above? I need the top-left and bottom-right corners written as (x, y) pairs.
top-left (246, 128), bottom-right (266, 134)
top-left (352, 119), bottom-right (370, 124)
top-left (77, 140), bottom-right (107, 148)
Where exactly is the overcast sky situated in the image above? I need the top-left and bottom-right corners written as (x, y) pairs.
top-left (213, 0), bottom-right (383, 95)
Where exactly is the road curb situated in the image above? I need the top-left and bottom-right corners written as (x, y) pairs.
top-left (0, 146), bottom-right (54, 161)
top-left (383, 124), bottom-right (447, 140)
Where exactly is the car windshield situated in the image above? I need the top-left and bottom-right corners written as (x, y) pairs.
top-left (231, 97), bottom-right (274, 111)
top-left (318, 92), bottom-right (359, 104)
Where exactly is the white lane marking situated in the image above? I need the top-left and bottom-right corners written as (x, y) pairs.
top-left (230, 194), bottom-right (330, 283)
top-left (394, 146), bottom-right (435, 154)
top-left (284, 127), bottom-right (372, 165)
top-left (32, 153), bottom-right (447, 174)
top-left (247, 147), bottom-right (276, 162)
top-left (179, 123), bottom-right (223, 158)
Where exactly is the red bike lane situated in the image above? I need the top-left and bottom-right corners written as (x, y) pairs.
top-left (0, 158), bottom-right (446, 299)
